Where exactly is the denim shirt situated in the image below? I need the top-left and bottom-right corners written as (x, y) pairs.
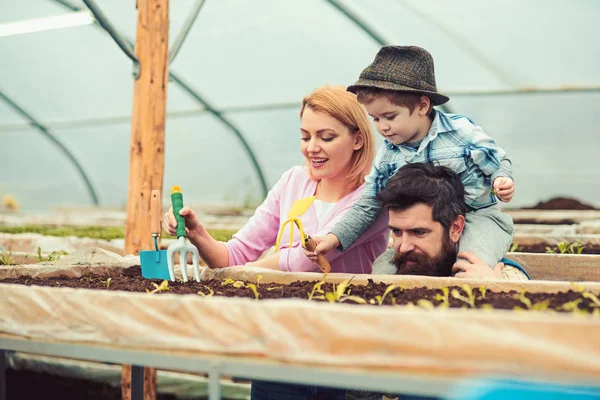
top-left (331, 110), bottom-right (513, 251)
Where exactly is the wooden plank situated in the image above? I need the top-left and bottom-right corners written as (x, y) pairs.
top-left (506, 253), bottom-right (600, 281)
top-left (123, 0), bottom-right (169, 398)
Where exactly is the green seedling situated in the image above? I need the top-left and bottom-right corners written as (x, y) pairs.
top-left (478, 285), bottom-right (488, 299)
top-left (267, 286), bottom-right (283, 291)
top-left (36, 247), bottom-right (67, 262)
top-left (373, 284), bottom-right (398, 306)
top-left (246, 283), bottom-right (260, 300)
top-left (451, 285), bottom-right (476, 308)
top-left (0, 251), bottom-right (13, 265)
top-left (197, 286), bottom-right (214, 297)
top-left (104, 278), bottom-right (112, 290)
top-left (560, 298), bottom-right (582, 312)
top-left (435, 287), bottom-right (450, 308)
top-left (307, 274), bottom-right (328, 301)
top-left (256, 275), bottom-right (263, 288)
top-left (546, 240), bottom-right (586, 254)
top-left (582, 292), bottom-right (600, 308)
top-left (324, 279), bottom-right (366, 304)
top-left (509, 243), bottom-right (520, 252)
top-left (147, 280), bottom-right (170, 294)
top-left (221, 278), bottom-right (245, 288)
top-left (417, 299), bottom-right (435, 310)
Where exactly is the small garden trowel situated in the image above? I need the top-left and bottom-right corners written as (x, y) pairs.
top-left (140, 190), bottom-right (170, 279)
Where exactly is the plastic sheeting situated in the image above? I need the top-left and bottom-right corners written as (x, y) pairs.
top-left (1, 261), bottom-right (600, 385)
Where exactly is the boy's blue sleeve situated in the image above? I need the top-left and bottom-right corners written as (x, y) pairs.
top-left (330, 163), bottom-right (386, 251)
top-left (467, 124), bottom-right (513, 182)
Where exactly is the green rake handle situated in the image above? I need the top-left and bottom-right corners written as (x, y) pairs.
top-left (171, 186), bottom-right (186, 238)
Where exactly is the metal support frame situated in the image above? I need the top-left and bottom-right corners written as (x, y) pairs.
top-left (52, 0), bottom-right (270, 199)
top-left (0, 350), bottom-right (6, 400)
top-left (0, 337), bottom-right (461, 399)
top-left (80, 0), bottom-right (140, 78)
top-left (0, 90), bottom-right (100, 205)
top-left (131, 365), bottom-right (144, 400)
top-left (169, 0), bottom-right (207, 64)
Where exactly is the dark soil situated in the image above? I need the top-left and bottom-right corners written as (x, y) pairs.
top-left (514, 243), bottom-right (600, 254)
top-left (1, 267), bottom-right (599, 314)
top-left (511, 218), bottom-right (578, 225)
top-left (7, 369), bottom-right (180, 400)
top-left (525, 197), bottom-right (598, 210)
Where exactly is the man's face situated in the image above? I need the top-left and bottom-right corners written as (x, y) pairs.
top-left (389, 203), bottom-right (463, 276)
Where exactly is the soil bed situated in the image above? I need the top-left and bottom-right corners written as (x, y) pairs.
top-left (515, 243), bottom-right (600, 254)
top-left (2, 267), bottom-right (599, 314)
top-left (525, 197), bottom-right (599, 210)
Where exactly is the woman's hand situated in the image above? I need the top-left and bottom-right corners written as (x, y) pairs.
top-left (452, 251), bottom-right (504, 280)
top-left (163, 206), bottom-right (204, 238)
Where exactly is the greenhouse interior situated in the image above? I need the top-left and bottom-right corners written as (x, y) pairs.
top-left (0, 1), bottom-right (599, 399)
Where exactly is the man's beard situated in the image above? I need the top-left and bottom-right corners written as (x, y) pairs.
top-left (392, 236), bottom-right (457, 277)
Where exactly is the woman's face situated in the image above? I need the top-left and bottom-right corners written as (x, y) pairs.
top-left (300, 107), bottom-right (362, 182)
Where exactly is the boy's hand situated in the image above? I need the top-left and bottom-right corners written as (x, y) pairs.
top-left (305, 233), bottom-right (340, 257)
top-left (493, 177), bottom-right (514, 202)
top-left (452, 251), bottom-right (504, 279)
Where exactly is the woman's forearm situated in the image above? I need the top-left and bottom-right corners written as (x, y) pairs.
top-left (187, 227), bottom-right (230, 268)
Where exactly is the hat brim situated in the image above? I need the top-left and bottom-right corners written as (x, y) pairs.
top-left (347, 79), bottom-right (449, 106)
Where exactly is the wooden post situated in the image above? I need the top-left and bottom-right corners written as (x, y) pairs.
top-left (123, 0), bottom-right (169, 398)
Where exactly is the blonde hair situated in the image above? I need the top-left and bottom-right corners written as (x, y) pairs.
top-left (300, 86), bottom-right (375, 190)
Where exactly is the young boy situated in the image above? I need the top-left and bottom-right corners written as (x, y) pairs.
top-left (312, 45), bottom-right (515, 270)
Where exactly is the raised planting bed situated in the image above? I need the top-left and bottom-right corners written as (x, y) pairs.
top-left (1, 264), bottom-right (600, 387)
top-left (2, 267), bottom-right (600, 314)
top-left (511, 234), bottom-right (600, 254)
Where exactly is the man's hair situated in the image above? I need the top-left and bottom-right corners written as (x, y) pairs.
top-left (376, 163), bottom-right (467, 231)
top-left (355, 87), bottom-right (435, 118)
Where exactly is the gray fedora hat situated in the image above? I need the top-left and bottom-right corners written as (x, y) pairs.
top-left (347, 45), bottom-right (449, 105)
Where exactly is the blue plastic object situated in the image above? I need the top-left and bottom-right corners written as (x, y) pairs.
top-left (140, 249), bottom-right (170, 279)
top-left (447, 378), bottom-right (600, 400)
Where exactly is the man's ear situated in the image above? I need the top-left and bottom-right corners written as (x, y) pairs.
top-left (353, 132), bottom-right (365, 150)
top-left (449, 215), bottom-right (465, 243)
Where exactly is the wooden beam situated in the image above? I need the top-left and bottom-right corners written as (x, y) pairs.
top-left (123, 0), bottom-right (169, 399)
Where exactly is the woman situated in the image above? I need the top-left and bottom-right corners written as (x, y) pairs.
top-left (165, 86), bottom-right (388, 399)
top-left (163, 85), bottom-right (389, 274)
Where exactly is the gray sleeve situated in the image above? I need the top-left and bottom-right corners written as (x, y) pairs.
top-left (330, 194), bottom-right (381, 252)
top-left (491, 152), bottom-right (514, 183)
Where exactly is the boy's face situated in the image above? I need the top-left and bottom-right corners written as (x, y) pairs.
top-left (363, 96), bottom-right (428, 145)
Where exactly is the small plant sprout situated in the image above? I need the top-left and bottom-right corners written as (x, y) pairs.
top-left (197, 286), bottom-right (214, 297)
top-left (0, 251), bottom-right (13, 265)
top-left (417, 299), bottom-right (435, 310)
top-left (256, 275), bottom-right (263, 288)
top-left (509, 243), bottom-right (520, 252)
top-left (307, 275), bottom-right (328, 301)
top-left (266, 286), bottom-right (283, 291)
top-left (245, 283), bottom-right (260, 300)
top-left (478, 285), bottom-right (487, 299)
top-left (148, 280), bottom-right (170, 294)
top-left (323, 280), bottom-right (366, 304)
top-left (451, 285), bottom-right (476, 308)
top-left (435, 287), bottom-right (450, 308)
top-left (560, 299), bottom-right (583, 312)
top-left (546, 241), bottom-right (586, 255)
top-left (582, 292), bottom-right (600, 308)
top-left (104, 278), bottom-right (112, 289)
top-left (221, 278), bottom-right (245, 288)
top-left (374, 284), bottom-right (397, 306)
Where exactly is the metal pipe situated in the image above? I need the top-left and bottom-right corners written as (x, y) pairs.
top-left (0, 90), bottom-right (100, 205)
top-left (169, 0), bottom-right (207, 64)
top-left (81, 0), bottom-right (140, 75)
